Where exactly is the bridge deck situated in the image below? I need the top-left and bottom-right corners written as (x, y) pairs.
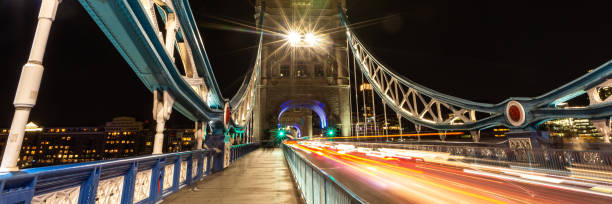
top-left (162, 148), bottom-right (301, 204)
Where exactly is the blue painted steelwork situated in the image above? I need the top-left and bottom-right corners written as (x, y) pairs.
top-left (229, 14), bottom-right (264, 109)
top-left (229, 2), bottom-right (265, 115)
top-left (0, 146), bottom-right (260, 203)
top-left (171, 0), bottom-right (224, 108)
top-left (0, 150), bottom-right (213, 204)
top-left (338, 5), bottom-right (612, 130)
top-left (78, 0), bottom-right (224, 122)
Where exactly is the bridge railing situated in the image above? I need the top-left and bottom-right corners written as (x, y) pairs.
top-left (327, 141), bottom-right (612, 181)
top-left (282, 144), bottom-right (365, 204)
top-left (0, 149), bottom-right (216, 204)
top-left (230, 143), bottom-right (260, 162)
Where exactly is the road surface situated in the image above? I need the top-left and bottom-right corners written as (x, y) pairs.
top-left (289, 143), bottom-right (612, 204)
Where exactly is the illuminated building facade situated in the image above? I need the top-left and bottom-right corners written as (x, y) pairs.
top-left (540, 118), bottom-right (602, 142)
top-left (163, 129), bottom-right (196, 153)
top-left (0, 122), bottom-right (104, 168)
top-left (103, 117), bottom-right (145, 158)
top-left (0, 117), bottom-right (195, 169)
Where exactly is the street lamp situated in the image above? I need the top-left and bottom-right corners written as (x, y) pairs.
top-left (304, 33), bottom-right (318, 45)
top-left (285, 31), bottom-right (321, 47)
top-left (286, 31), bottom-right (301, 46)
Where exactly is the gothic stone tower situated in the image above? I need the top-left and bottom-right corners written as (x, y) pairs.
top-left (253, 0), bottom-right (350, 139)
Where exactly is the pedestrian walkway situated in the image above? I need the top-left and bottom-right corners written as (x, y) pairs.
top-left (162, 148), bottom-right (301, 204)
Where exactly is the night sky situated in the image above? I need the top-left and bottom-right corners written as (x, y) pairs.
top-left (0, 0), bottom-right (610, 128)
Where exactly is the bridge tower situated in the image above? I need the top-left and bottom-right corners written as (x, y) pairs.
top-left (253, 0), bottom-right (350, 139)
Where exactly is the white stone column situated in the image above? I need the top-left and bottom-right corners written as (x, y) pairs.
top-left (196, 121), bottom-right (205, 149)
top-left (440, 131), bottom-right (447, 142)
top-left (305, 114), bottom-right (313, 137)
top-left (152, 90), bottom-right (174, 154)
top-left (415, 124), bottom-right (422, 142)
top-left (0, 0), bottom-right (60, 172)
top-left (194, 121), bottom-right (201, 150)
top-left (592, 119), bottom-right (611, 143)
top-left (471, 130), bottom-right (481, 143)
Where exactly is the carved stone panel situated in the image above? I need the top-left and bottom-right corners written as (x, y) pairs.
top-left (192, 158), bottom-right (198, 178)
top-left (133, 169), bottom-right (152, 203)
top-left (32, 186), bottom-right (80, 204)
top-left (180, 161), bottom-right (188, 183)
top-left (163, 164), bottom-right (174, 190)
top-left (96, 176), bottom-right (124, 204)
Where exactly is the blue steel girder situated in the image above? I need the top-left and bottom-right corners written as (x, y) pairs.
top-left (339, 5), bottom-right (612, 131)
top-left (79, 0), bottom-right (223, 121)
top-left (172, 0), bottom-right (224, 108)
top-left (229, 2), bottom-right (265, 127)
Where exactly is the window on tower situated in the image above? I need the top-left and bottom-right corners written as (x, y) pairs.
top-left (280, 64), bottom-right (290, 78)
top-left (314, 64), bottom-right (324, 77)
top-left (295, 62), bottom-right (309, 79)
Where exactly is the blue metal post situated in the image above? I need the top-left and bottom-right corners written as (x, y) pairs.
top-left (121, 162), bottom-right (138, 204)
top-left (78, 167), bottom-right (101, 204)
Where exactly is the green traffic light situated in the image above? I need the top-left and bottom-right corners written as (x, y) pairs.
top-left (326, 128), bottom-right (335, 136)
top-left (276, 128), bottom-right (286, 138)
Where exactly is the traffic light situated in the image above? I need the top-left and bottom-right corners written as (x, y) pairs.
top-left (326, 127), bottom-right (336, 137)
top-left (277, 129), bottom-right (286, 137)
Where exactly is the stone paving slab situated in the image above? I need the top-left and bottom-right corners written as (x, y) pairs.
top-left (162, 148), bottom-right (302, 204)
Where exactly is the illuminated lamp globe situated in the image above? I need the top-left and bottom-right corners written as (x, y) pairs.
top-left (304, 33), bottom-right (318, 45)
top-left (287, 31), bottom-right (301, 45)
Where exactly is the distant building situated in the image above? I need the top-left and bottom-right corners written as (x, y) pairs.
top-left (103, 117), bottom-right (148, 158)
top-left (163, 129), bottom-right (195, 153)
top-left (353, 113), bottom-right (402, 137)
top-left (0, 122), bottom-right (104, 168)
top-left (0, 117), bottom-right (195, 169)
top-left (540, 118), bottom-right (601, 141)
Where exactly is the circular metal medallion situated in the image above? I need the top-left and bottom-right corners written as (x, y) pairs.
top-left (505, 100), bottom-right (525, 127)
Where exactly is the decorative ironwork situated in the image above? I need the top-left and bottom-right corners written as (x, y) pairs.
top-left (580, 152), bottom-right (604, 164)
top-left (224, 143), bottom-right (231, 168)
top-left (229, 3), bottom-right (265, 128)
top-left (180, 161), bottom-right (188, 183)
top-left (163, 164), bottom-right (174, 190)
top-left (509, 138), bottom-right (533, 150)
top-left (203, 157), bottom-right (209, 174)
top-left (95, 176), bottom-right (124, 204)
top-left (192, 158), bottom-right (198, 178)
top-left (340, 8), bottom-right (612, 131)
top-left (32, 186), bottom-right (80, 204)
top-left (133, 169), bottom-right (152, 203)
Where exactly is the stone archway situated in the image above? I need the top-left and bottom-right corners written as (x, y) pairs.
top-left (278, 100), bottom-right (328, 137)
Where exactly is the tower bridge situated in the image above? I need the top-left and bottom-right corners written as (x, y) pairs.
top-left (0, 0), bottom-right (611, 203)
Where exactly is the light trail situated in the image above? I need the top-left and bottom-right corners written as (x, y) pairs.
top-left (287, 142), bottom-right (612, 204)
top-left (289, 143), bottom-right (509, 204)
top-left (310, 132), bottom-right (464, 140)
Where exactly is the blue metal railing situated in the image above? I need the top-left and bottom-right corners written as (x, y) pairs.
top-left (0, 144), bottom-right (259, 204)
top-left (282, 144), bottom-right (366, 204)
top-left (230, 143), bottom-right (260, 162)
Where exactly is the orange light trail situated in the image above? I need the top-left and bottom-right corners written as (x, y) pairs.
top-left (311, 132), bottom-right (464, 140)
top-left (288, 143), bottom-right (507, 204)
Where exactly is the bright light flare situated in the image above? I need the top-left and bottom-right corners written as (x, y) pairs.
top-left (304, 33), bottom-right (318, 45)
top-left (286, 31), bottom-right (301, 45)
